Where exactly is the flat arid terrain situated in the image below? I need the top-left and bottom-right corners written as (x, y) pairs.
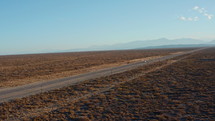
top-left (1, 1), bottom-right (215, 121)
top-left (0, 47), bottom-right (214, 120)
top-left (0, 48), bottom-right (193, 87)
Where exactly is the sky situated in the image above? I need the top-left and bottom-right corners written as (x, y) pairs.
top-left (0, 0), bottom-right (215, 55)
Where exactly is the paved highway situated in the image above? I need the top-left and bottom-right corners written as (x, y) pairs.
top-left (0, 48), bottom-right (206, 103)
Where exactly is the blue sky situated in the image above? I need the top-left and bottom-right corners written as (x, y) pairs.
top-left (0, 0), bottom-right (215, 55)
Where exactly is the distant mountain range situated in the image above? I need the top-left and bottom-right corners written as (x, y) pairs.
top-left (64, 38), bottom-right (215, 52)
top-left (208, 40), bottom-right (215, 44)
top-left (2, 38), bottom-right (214, 55)
top-left (137, 44), bottom-right (212, 49)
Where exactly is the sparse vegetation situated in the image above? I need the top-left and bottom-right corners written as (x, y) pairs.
top-left (0, 48), bottom-right (194, 87)
top-left (0, 47), bottom-right (214, 121)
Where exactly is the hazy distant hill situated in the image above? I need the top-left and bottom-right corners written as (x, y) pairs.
top-left (62, 38), bottom-right (215, 52)
top-left (78, 38), bottom-right (205, 51)
top-left (2, 38), bottom-right (214, 55)
top-left (137, 44), bottom-right (213, 49)
top-left (208, 40), bottom-right (215, 44)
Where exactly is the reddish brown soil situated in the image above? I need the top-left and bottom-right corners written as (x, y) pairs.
top-left (0, 48), bottom-right (214, 120)
top-left (0, 48), bottom-right (192, 87)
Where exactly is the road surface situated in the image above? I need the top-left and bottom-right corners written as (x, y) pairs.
top-left (0, 48), bottom-right (206, 103)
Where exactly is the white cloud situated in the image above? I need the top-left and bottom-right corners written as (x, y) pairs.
top-left (193, 6), bottom-right (213, 20)
top-left (179, 16), bottom-right (199, 21)
top-left (204, 13), bottom-right (213, 20)
top-left (193, 6), bottom-right (199, 10)
top-left (179, 16), bottom-right (186, 21)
